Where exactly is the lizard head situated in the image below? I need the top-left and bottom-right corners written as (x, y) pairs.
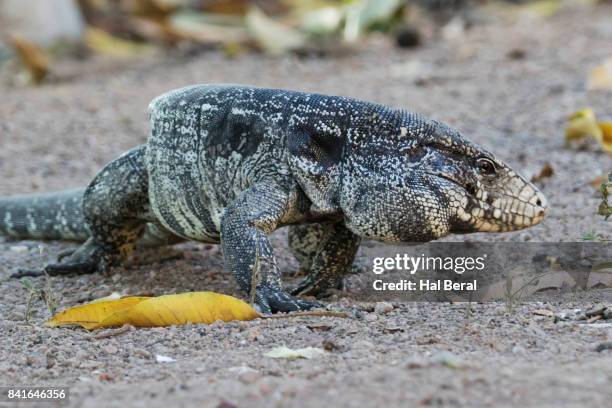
top-left (422, 137), bottom-right (549, 235)
top-left (339, 113), bottom-right (548, 242)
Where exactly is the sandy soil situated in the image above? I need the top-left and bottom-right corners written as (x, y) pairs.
top-left (0, 4), bottom-right (611, 408)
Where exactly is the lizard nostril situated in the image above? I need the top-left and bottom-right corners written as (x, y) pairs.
top-left (466, 183), bottom-right (477, 196)
top-left (536, 199), bottom-right (542, 207)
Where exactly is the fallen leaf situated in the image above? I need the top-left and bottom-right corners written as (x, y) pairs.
top-left (155, 354), bottom-right (176, 363)
top-left (598, 122), bottom-right (612, 152)
top-left (100, 292), bottom-right (259, 328)
top-left (565, 108), bottom-right (612, 153)
top-left (520, 0), bottom-right (561, 18)
top-left (264, 346), bottom-right (325, 359)
top-left (245, 6), bottom-right (306, 54)
top-left (85, 27), bottom-right (152, 57)
top-left (168, 11), bottom-right (249, 44)
top-left (6, 34), bottom-right (50, 84)
top-left (587, 58), bottom-right (612, 90)
top-left (299, 6), bottom-right (343, 37)
top-left (47, 292), bottom-right (258, 329)
top-left (47, 297), bottom-right (150, 330)
top-left (343, 0), bottom-right (403, 42)
top-left (530, 162), bottom-right (554, 182)
top-left (322, 339), bottom-right (340, 351)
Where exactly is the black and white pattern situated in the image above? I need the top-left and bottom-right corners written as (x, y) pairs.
top-left (0, 84), bottom-right (548, 313)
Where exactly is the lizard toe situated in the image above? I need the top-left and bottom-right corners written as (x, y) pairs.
top-left (256, 285), bottom-right (323, 314)
top-left (45, 260), bottom-right (99, 276)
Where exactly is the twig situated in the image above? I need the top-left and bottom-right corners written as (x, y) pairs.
top-left (92, 324), bottom-right (134, 339)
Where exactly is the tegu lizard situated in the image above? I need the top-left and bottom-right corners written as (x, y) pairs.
top-left (0, 85), bottom-right (548, 313)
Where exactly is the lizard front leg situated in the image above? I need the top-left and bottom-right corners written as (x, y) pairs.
top-left (290, 222), bottom-right (361, 297)
top-left (221, 182), bottom-right (322, 313)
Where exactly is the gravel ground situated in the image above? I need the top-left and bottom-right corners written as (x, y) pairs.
top-left (1, 4), bottom-right (611, 408)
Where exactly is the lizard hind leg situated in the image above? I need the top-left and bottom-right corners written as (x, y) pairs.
top-left (287, 223), bottom-right (329, 273)
top-left (44, 146), bottom-right (152, 276)
top-left (289, 222), bottom-right (361, 297)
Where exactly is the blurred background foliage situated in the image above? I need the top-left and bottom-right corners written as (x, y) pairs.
top-left (0, 0), bottom-right (610, 85)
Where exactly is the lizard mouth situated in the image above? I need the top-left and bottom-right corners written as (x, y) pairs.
top-left (427, 172), bottom-right (476, 197)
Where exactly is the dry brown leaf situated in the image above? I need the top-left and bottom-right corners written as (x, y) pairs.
top-left (200, 0), bottom-right (250, 15)
top-left (531, 162), bottom-right (554, 182)
top-left (6, 34), bottom-right (50, 84)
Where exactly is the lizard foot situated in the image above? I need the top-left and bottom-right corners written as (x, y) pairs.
top-left (255, 285), bottom-right (323, 314)
top-left (9, 244), bottom-right (110, 279)
top-left (44, 238), bottom-right (117, 276)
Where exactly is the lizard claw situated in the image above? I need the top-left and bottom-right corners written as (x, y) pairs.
top-left (56, 248), bottom-right (77, 263)
top-left (10, 268), bottom-right (46, 279)
top-left (255, 285), bottom-right (323, 314)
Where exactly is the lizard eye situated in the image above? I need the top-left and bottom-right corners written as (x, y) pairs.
top-left (477, 157), bottom-right (496, 176)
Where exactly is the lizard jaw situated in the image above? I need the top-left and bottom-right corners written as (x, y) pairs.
top-left (433, 173), bottom-right (549, 233)
top-left (455, 185), bottom-right (548, 232)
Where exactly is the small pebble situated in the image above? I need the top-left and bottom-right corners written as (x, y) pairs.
top-left (375, 301), bottom-right (394, 314)
top-left (10, 245), bottom-right (29, 253)
top-left (430, 351), bottom-right (463, 369)
top-left (364, 313), bottom-right (378, 322)
top-left (595, 342), bottom-right (612, 352)
top-left (238, 370), bottom-right (261, 384)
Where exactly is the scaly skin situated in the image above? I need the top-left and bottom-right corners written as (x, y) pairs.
top-left (0, 84), bottom-right (548, 313)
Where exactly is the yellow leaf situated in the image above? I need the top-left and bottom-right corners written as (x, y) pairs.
top-left (47, 297), bottom-right (150, 329)
top-left (85, 28), bottom-right (151, 57)
top-left (47, 292), bottom-right (259, 330)
top-left (7, 34), bottom-right (49, 85)
top-left (598, 122), bottom-right (612, 153)
top-left (565, 108), bottom-right (612, 153)
top-left (565, 108), bottom-right (602, 141)
top-left (521, 0), bottom-right (561, 17)
top-left (587, 58), bottom-right (612, 91)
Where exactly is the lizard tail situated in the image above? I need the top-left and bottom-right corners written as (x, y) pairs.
top-left (0, 188), bottom-right (90, 241)
top-left (0, 189), bottom-right (184, 247)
